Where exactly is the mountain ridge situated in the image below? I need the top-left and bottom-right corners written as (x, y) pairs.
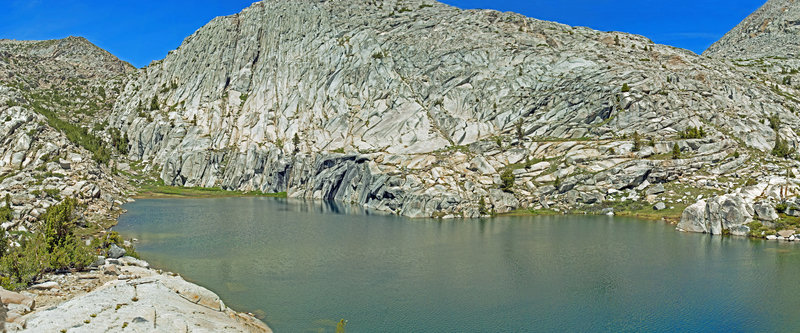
top-left (705, 0), bottom-right (800, 59)
top-left (103, 0), bottom-right (800, 222)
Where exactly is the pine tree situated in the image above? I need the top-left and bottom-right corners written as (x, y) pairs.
top-left (672, 143), bottom-right (681, 159)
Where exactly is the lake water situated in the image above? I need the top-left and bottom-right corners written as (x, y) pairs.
top-left (115, 197), bottom-right (800, 332)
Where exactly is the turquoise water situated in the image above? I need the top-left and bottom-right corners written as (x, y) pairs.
top-left (115, 197), bottom-right (800, 332)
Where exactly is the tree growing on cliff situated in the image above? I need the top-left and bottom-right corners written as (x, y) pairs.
top-left (632, 131), bottom-right (642, 152)
top-left (515, 119), bottom-right (524, 144)
top-left (0, 194), bottom-right (12, 222)
top-left (293, 133), bottom-right (300, 153)
top-left (671, 143), bottom-right (681, 159)
top-left (772, 134), bottom-right (794, 158)
top-left (478, 197), bottom-right (489, 215)
top-left (500, 169), bottom-right (515, 192)
top-left (150, 95), bottom-right (159, 111)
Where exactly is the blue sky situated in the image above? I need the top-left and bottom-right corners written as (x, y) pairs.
top-left (0, 0), bottom-right (766, 68)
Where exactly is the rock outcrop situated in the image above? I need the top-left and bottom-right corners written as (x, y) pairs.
top-left (705, 0), bottom-right (800, 59)
top-left (0, 37), bottom-right (135, 233)
top-left (8, 258), bottom-right (270, 332)
top-left (109, 0), bottom-right (800, 218)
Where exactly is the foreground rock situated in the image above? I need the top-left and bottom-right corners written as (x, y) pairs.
top-left (8, 259), bottom-right (270, 332)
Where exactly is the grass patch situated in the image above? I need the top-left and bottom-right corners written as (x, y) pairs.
top-left (592, 200), bottom-right (687, 222)
top-left (497, 208), bottom-right (561, 216)
top-left (136, 184), bottom-right (287, 199)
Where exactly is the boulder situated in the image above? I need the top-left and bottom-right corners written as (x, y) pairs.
top-left (705, 194), bottom-right (753, 235)
top-left (753, 201), bottom-right (778, 221)
top-left (107, 244), bottom-right (126, 259)
top-left (653, 202), bottom-right (666, 211)
top-left (103, 264), bottom-right (120, 276)
top-left (645, 183), bottom-right (666, 196)
top-left (118, 256), bottom-right (150, 268)
top-left (90, 256), bottom-right (106, 268)
top-left (30, 282), bottom-right (58, 290)
top-left (678, 200), bottom-right (708, 233)
top-left (0, 288), bottom-right (34, 310)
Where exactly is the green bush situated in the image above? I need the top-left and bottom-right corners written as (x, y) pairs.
top-left (30, 100), bottom-right (112, 164)
top-left (149, 96), bottom-right (159, 111)
top-left (500, 169), bottom-right (515, 192)
top-left (632, 131), bottom-right (642, 152)
top-left (0, 198), bottom-right (93, 290)
top-left (772, 135), bottom-right (794, 158)
top-left (678, 126), bottom-right (706, 139)
top-left (672, 143), bottom-right (681, 159)
top-left (0, 234), bottom-right (50, 290)
top-left (776, 203), bottom-right (788, 213)
top-left (478, 197), bottom-right (489, 215)
top-left (621, 83), bottom-right (631, 92)
top-left (769, 114), bottom-right (781, 130)
top-left (89, 231), bottom-right (139, 258)
top-left (109, 127), bottom-right (129, 155)
top-left (0, 194), bottom-right (12, 222)
top-left (41, 198), bottom-right (79, 250)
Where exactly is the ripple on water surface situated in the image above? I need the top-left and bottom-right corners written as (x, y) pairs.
top-left (115, 197), bottom-right (800, 332)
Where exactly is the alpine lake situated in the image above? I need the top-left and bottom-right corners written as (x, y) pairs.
top-left (115, 197), bottom-right (800, 332)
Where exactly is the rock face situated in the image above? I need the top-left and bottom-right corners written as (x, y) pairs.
top-left (678, 195), bottom-right (753, 236)
top-left (109, 0), bottom-right (800, 218)
top-left (704, 0), bottom-right (800, 59)
top-left (11, 263), bottom-right (270, 332)
top-left (0, 37), bottom-right (134, 233)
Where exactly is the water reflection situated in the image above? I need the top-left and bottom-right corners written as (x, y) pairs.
top-left (116, 198), bottom-right (800, 332)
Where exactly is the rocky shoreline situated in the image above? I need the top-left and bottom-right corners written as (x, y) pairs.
top-left (1, 249), bottom-right (271, 332)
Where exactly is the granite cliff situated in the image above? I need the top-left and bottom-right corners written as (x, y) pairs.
top-left (110, 0), bottom-right (800, 224)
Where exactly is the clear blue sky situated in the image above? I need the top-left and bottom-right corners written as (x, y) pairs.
top-left (0, 0), bottom-right (766, 68)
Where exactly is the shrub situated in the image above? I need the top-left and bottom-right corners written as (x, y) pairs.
top-left (41, 198), bottom-right (79, 251)
top-left (672, 143), bottom-right (681, 159)
top-left (30, 100), bottom-right (111, 164)
top-left (0, 234), bottom-right (50, 290)
top-left (0, 194), bottom-right (12, 222)
top-left (0, 198), bottom-right (95, 289)
top-left (632, 131), bottom-right (642, 152)
top-left (500, 169), bottom-right (515, 192)
top-left (109, 127), bottom-right (129, 155)
top-left (776, 203), bottom-right (788, 213)
top-left (515, 119), bottom-right (524, 143)
top-left (478, 197), bottom-right (489, 215)
top-left (678, 126), bottom-right (706, 139)
top-left (621, 83), bottom-right (631, 92)
top-left (769, 114), bottom-right (781, 130)
top-left (772, 134), bottom-right (794, 158)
